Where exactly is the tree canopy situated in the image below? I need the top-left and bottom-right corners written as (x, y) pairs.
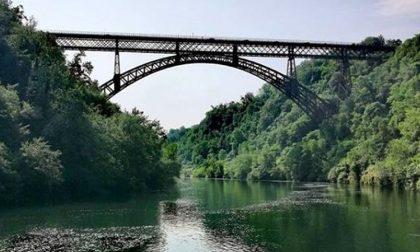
top-left (170, 34), bottom-right (420, 190)
top-left (0, 2), bottom-right (180, 205)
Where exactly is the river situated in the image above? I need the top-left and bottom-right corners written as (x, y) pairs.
top-left (0, 179), bottom-right (419, 251)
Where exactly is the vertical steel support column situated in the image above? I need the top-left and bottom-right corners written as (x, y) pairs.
top-left (232, 44), bottom-right (238, 66)
top-left (175, 41), bottom-right (180, 63)
top-left (338, 49), bottom-right (351, 99)
top-left (287, 55), bottom-right (297, 79)
top-left (286, 47), bottom-right (298, 97)
top-left (113, 39), bottom-right (121, 92)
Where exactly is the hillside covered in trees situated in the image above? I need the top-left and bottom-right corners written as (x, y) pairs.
top-left (0, 2), bottom-right (180, 205)
top-left (169, 34), bottom-right (420, 190)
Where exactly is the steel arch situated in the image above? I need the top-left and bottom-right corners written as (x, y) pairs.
top-left (99, 54), bottom-right (329, 118)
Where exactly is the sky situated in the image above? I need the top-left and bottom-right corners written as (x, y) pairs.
top-left (13, 0), bottom-right (420, 130)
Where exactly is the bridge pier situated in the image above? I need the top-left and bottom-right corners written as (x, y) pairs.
top-left (285, 47), bottom-right (298, 98)
top-left (113, 39), bottom-right (121, 92)
top-left (337, 50), bottom-right (351, 99)
top-left (232, 44), bottom-right (238, 66)
top-left (175, 42), bottom-right (180, 63)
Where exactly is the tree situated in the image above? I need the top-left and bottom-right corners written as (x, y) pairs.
top-left (19, 137), bottom-right (63, 194)
top-left (68, 51), bottom-right (95, 85)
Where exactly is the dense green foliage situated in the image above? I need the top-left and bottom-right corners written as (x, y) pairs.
top-left (0, 2), bottom-right (180, 204)
top-left (170, 35), bottom-right (420, 190)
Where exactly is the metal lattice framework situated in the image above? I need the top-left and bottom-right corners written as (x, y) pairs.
top-left (99, 54), bottom-right (329, 117)
top-left (47, 31), bottom-right (395, 118)
top-left (48, 31), bottom-right (394, 59)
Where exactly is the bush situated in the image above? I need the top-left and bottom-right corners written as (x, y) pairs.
top-left (360, 165), bottom-right (392, 187)
top-left (19, 137), bottom-right (63, 195)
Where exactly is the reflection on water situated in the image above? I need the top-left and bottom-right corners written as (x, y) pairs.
top-left (159, 200), bottom-right (255, 251)
top-left (0, 179), bottom-right (419, 251)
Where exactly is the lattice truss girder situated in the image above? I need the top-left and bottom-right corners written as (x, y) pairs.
top-left (100, 54), bottom-right (328, 117)
top-left (51, 33), bottom-right (394, 60)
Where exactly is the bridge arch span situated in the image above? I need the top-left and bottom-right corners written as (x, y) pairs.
top-left (99, 54), bottom-right (328, 117)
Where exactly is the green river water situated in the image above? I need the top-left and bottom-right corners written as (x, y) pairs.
top-left (0, 179), bottom-right (419, 251)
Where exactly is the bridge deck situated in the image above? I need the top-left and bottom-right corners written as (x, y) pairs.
top-left (48, 31), bottom-right (394, 59)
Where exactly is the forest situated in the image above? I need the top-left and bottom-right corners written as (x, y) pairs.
top-left (169, 34), bottom-right (420, 190)
top-left (0, 2), bottom-right (180, 205)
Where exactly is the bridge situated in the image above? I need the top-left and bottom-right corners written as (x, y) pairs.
top-left (47, 31), bottom-right (395, 118)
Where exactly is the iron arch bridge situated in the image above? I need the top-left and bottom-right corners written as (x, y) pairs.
top-left (100, 54), bottom-right (325, 117)
top-left (47, 31), bottom-right (396, 118)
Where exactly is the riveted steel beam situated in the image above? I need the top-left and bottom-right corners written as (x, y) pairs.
top-left (48, 31), bottom-right (395, 60)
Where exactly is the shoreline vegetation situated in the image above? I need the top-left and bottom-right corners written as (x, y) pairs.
top-left (169, 34), bottom-right (420, 191)
top-left (0, 2), bottom-right (180, 206)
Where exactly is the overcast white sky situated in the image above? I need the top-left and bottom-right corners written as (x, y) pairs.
top-left (13, 0), bottom-right (420, 129)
